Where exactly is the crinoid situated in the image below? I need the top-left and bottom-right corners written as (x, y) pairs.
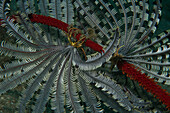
top-left (0, 0), bottom-right (169, 113)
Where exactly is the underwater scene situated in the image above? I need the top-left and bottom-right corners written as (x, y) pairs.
top-left (0, 0), bottom-right (169, 113)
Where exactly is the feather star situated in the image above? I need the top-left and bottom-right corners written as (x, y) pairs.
top-left (0, 0), bottom-right (170, 113)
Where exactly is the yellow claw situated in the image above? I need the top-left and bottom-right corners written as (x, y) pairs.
top-left (110, 44), bottom-right (125, 70)
top-left (65, 27), bottom-right (86, 48)
top-left (64, 26), bottom-right (88, 60)
top-left (114, 45), bottom-right (124, 57)
top-left (81, 48), bottom-right (87, 60)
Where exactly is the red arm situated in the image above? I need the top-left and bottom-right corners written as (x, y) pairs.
top-left (0, 19), bottom-right (3, 25)
top-left (85, 39), bottom-right (104, 53)
top-left (28, 14), bottom-right (104, 53)
top-left (28, 14), bottom-right (69, 33)
top-left (117, 60), bottom-right (170, 110)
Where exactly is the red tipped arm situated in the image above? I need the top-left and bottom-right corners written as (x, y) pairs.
top-left (28, 14), bottom-right (69, 32)
top-left (28, 14), bottom-right (104, 53)
top-left (74, 34), bottom-right (104, 53)
top-left (117, 60), bottom-right (170, 110)
top-left (85, 39), bottom-right (104, 53)
top-left (0, 19), bottom-right (3, 25)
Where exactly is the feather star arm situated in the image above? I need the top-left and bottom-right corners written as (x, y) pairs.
top-left (117, 60), bottom-right (170, 110)
top-left (28, 14), bottom-right (104, 53)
